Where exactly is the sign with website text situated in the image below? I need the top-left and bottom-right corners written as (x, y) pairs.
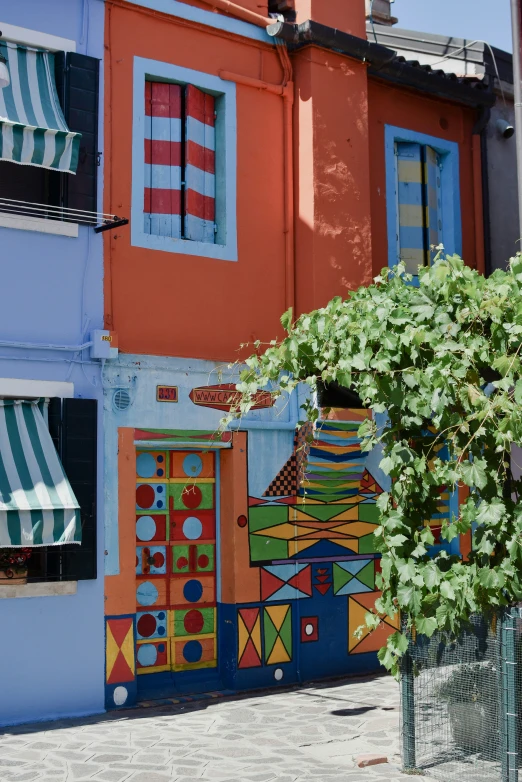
top-left (189, 384), bottom-right (274, 412)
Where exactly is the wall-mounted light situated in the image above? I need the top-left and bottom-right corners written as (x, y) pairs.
top-left (0, 33), bottom-right (10, 90)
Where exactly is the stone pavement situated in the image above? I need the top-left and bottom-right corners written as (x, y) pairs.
top-left (0, 673), bottom-right (415, 782)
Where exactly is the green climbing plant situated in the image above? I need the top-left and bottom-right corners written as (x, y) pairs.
top-left (222, 254), bottom-right (522, 677)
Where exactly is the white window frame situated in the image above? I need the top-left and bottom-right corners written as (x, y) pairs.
top-left (131, 57), bottom-right (238, 262)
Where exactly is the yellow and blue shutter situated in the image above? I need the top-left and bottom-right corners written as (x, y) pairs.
top-left (395, 142), bottom-right (443, 276)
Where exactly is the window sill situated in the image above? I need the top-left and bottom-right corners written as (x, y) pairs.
top-left (0, 581), bottom-right (78, 599)
top-left (0, 213), bottom-right (79, 238)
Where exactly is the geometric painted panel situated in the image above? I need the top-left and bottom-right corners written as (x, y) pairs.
top-left (136, 609), bottom-right (168, 640)
top-left (261, 564), bottom-right (312, 602)
top-left (106, 617), bottom-right (136, 684)
top-left (172, 543), bottom-right (215, 574)
top-left (136, 514), bottom-right (168, 543)
top-left (348, 591), bottom-right (400, 654)
top-left (136, 578), bottom-right (168, 608)
top-left (171, 636), bottom-right (216, 671)
top-left (238, 607), bottom-right (262, 669)
top-left (170, 483), bottom-right (214, 511)
top-left (136, 482), bottom-right (167, 511)
top-left (136, 545), bottom-right (167, 575)
top-left (333, 559), bottom-right (375, 596)
top-left (136, 639), bottom-right (170, 674)
top-left (136, 451), bottom-right (167, 480)
top-left (170, 510), bottom-right (216, 542)
top-left (173, 607), bottom-right (215, 637)
top-left (263, 604), bottom-right (292, 665)
top-left (170, 574), bottom-right (215, 608)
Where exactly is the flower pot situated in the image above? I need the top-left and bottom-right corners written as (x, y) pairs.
top-left (448, 702), bottom-right (493, 753)
top-left (0, 567), bottom-right (28, 585)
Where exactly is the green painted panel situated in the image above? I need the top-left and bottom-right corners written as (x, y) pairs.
top-left (170, 482), bottom-right (214, 510)
top-left (249, 534), bottom-right (288, 563)
top-left (172, 544), bottom-right (190, 573)
top-left (196, 543), bottom-right (214, 572)
top-left (294, 504), bottom-right (356, 522)
top-left (174, 607), bottom-right (215, 637)
top-left (359, 532), bottom-right (379, 554)
top-left (333, 562), bottom-right (353, 594)
top-left (279, 608), bottom-right (292, 658)
top-left (249, 505), bottom-right (288, 532)
top-left (358, 503), bottom-right (380, 522)
top-left (357, 560), bottom-right (376, 589)
top-left (263, 610), bottom-right (278, 661)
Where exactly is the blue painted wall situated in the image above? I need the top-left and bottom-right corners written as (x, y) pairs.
top-left (0, 0), bottom-right (106, 726)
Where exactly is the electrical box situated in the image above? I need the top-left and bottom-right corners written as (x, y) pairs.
top-left (91, 330), bottom-right (118, 360)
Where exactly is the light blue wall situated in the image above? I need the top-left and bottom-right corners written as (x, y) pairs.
top-left (0, 0), bottom-right (106, 726)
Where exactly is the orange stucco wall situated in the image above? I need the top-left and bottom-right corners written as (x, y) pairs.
top-left (294, 0), bottom-right (366, 37)
top-left (368, 78), bottom-right (483, 277)
top-left (104, 1), bottom-right (287, 360)
top-left (293, 45), bottom-right (373, 315)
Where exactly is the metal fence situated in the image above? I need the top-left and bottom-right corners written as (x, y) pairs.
top-left (401, 608), bottom-right (521, 781)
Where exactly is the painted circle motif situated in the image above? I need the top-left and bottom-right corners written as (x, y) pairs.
top-left (183, 640), bottom-right (203, 664)
top-left (181, 485), bottom-right (203, 509)
top-left (136, 484), bottom-right (155, 509)
top-left (151, 551), bottom-right (165, 568)
top-left (176, 556), bottom-right (189, 570)
top-left (136, 581), bottom-right (159, 607)
top-left (184, 609), bottom-right (204, 634)
top-left (183, 454), bottom-right (203, 477)
top-left (137, 613), bottom-right (157, 638)
top-left (136, 515), bottom-right (156, 542)
top-left (274, 669), bottom-right (284, 681)
top-left (197, 554), bottom-right (209, 570)
top-left (237, 515), bottom-right (248, 528)
top-left (183, 579), bottom-right (203, 603)
top-left (136, 453), bottom-right (157, 479)
top-left (137, 643), bottom-right (158, 667)
top-left (113, 686), bottom-right (128, 706)
top-left (305, 624), bottom-right (314, 637)
top-left (182, 516), bottom-right (203, 541)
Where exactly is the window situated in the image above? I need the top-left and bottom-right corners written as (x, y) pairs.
top-left (132, 58), bottom-right (237, 262)
top-left (145, 82), bottom-right (216, 243)
top-left (0, 42), bottom-right (99, 225)
top-left (0, 397), bottom-right (98, 583)
top-left (385, 126), bottom-right (461, 281)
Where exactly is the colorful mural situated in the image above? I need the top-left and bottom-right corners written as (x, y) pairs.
top-left (135, 449), bottom-right (218, 684)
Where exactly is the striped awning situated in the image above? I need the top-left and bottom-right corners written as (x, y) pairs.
top-left (0, 400), bottom-right (81, 548)
top-left (0, 41), bottom-right (80, 174)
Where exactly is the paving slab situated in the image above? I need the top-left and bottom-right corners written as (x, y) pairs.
top-left (0, 674), bottom-right (414, 782)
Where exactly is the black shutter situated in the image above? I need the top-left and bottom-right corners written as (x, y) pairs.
top-left (48, 397), bottom-right (62, 454)
top-left (63, 53), bottom-right (100, 214)
top-left (60, 399), bottom-right (98, 580)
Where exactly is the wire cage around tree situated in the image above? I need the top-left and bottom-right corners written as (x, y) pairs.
top-left (400, 608), bottom-right (522, 782)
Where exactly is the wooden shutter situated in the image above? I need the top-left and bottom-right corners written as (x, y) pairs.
top-left (58, 53), bottom-right (100, 214)
top-left (61, 398), bottom-right (98, 580)
top-left (184, 85), bottom-right (216, 243)
top-left (144, 82), bottom-right (182, 238)
top-left (396, 143), bottom-right (443, 276)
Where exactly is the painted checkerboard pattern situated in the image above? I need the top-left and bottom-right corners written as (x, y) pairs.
top-left (135, 450), bottom-right (217, 674)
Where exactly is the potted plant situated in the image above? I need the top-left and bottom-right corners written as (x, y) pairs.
top-left (436, 663), bottom-right (499, 753)
top-left (0, 548), bottom-right (32, 584)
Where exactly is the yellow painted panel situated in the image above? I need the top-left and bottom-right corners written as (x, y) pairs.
top-left (399, 204), bottom-right (428, 228)
top-left (397, 159), bottom-right (426, 183)
top-left (266, 635), bottom-right (291, 665)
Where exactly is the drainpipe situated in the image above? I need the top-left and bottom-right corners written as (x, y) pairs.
top-left (511, 0), bottom-right (522, 239)
top-left (198, 0), bottom-right (275, 28)
top-left (472, 107), bottom-right (491, 276)
top-left (220, 45), bottom-right (296, 316)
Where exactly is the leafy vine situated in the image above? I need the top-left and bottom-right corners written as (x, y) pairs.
top-left (222, 254), bottom-right (522, 677)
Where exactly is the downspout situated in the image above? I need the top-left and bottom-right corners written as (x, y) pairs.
top-left (198, 0), bottom-right (275, 28)
top-left (472, 107), bottom-right (491, 276)
top-left (511, 0), bottom-right (522, 238)
top-left (220, 45), bottom-right (296, 315)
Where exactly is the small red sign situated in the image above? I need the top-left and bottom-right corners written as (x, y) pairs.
top-left (156, 385), bottom-right (178, 403)
top-left (189, 384), bottom-right (274, 412)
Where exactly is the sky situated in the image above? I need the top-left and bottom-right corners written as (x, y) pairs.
top-left (393, 0), bottom-right (513, 52)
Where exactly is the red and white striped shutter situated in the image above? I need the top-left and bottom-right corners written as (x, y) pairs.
top-left (144, 82), bottom-right (182, 238)
top-left (184, 85), bottom-right (216, 243)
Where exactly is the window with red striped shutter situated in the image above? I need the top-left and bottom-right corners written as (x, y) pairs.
top-left (144, 82), bottom-right (216, 244)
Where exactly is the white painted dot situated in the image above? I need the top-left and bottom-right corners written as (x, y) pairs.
top-left (113, 686), bottom-right (128, 706)
top-left (305, 623), bottom-right (314, 636)
top-left (274, 668), bottom-right (284, 681)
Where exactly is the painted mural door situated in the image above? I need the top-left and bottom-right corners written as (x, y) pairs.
top-left (135, 449), bottom-right (218, 696)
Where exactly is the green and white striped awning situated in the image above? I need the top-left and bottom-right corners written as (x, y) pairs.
top-left (0, 41), bottom-right (80, 174)
top-left (0, 400), bottom-right (81, 548)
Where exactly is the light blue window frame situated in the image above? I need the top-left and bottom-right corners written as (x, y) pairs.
top-left (132, 56), bottom-right (238, 262)
top-left (384, 125), bottom-right (462, 271)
